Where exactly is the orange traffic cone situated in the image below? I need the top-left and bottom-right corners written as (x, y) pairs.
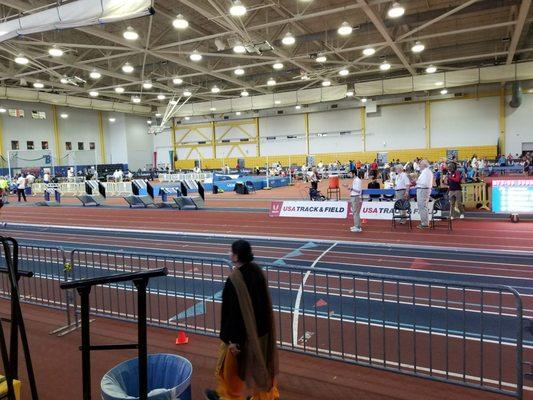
top-left (175, 331), bottom-right (189, 345)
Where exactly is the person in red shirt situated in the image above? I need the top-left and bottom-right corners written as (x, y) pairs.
top-left (370, 159), bottom-right (379, 179)
top-left (444, 162), bottom-right (465, 219)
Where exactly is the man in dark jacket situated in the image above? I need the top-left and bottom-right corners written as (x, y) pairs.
top-left (205, 240), bottom-right (279, 400)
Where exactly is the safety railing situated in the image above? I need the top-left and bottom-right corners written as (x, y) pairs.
top-left (0, 245), bottom-right (525, 399)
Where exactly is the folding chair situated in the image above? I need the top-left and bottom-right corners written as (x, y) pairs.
top-left (431, 198), bottom-right (453, 231)
top-left (391, 199), bottom-right (412, 229)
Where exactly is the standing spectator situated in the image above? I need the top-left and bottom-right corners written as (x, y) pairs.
top-left (415, 160), bottom-right (433, 229)
top-left (349, 160), bottom-right (355, 174)
top-left (498, 154), bottom-right (507, 166)
top-left (204, 240), bottom-right (279, 400)
top-left (16, 174), bottom-right (27, 202)
top-left (445, 162), bottom-right (465, 219)
top-left (367, 175), bottom-right (381, 201)
top-left (347, 170), bottom-right (362, 233)
top-left (310, 167), bottom-right (319, 191)
top-left (0, 176), bottom-right (9, 206)
top-left (394, 165), bottom-right (411, 223)
top-left (43, 170), bottom-right (51, 184)
top-left (370, 159), bottom-right (378, 178)
top-left (382, 162), bottom-right (391, 183)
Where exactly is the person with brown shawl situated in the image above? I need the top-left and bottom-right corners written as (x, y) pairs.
top-left (204, 239), bottom-right (279, 400)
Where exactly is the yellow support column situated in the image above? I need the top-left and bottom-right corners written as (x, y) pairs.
top-left (499, 86), bottom-right (505, 155)
top-left (171, 118), bottom-right (177, 169)
top-left (425, 100), bottom-right (431, 149)
top-left (255, 117), bottom-right (260, 157)
top-left (360, 107), bottom-right (366, 152)
top-left (98, 112), bottom-right (106, 164)
top-left (51, 105), bottom-right (61, 162)
top-left (211, 121), bottom-right (217, 159)
top-left (304, 113), bottom-right (310, 155)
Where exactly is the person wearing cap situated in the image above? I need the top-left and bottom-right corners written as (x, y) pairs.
top-left (416, 160), bottom-right (433, 229)
top-left (204, 240), bottom-right (279, 400)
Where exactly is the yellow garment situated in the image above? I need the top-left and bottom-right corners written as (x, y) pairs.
top-left (0, 179), bottom-right (8, 190)
top-left (0, 376), bottom-right (21, 400)
top-left (216, 342), bottom-right (279, 400)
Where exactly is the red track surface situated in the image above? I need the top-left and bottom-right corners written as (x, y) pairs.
top-left (2, 206), bottom-right (533, 251)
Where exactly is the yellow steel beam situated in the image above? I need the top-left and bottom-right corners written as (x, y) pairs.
top-left (304, 113), bottom-right (310, 155)
top-left (0, 113), bottom-right (4, 164)
top-left (51, 105), bottom-right (61, 161)
top-left (255, 117), bottom-right (260, 157)
top-left (171, 118), bottom-right (177, 168)
top-left (360, 107), bottom-right (366, 152)
top-left (211, 121), bottom-right (217, 159)
top-left (425, 100), bottom-right (431, 149)
top-left (98, 112), bottom-right (106, 164)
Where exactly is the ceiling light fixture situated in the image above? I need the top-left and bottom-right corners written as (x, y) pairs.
top-left (14, 54), bottom-right (29, 65)
top-left (123, 26), bottom-right (139, 41)
top-left (132, 96), bottom-right (141, 103)
top-left (339, 68), bottom-right (349, 76)
top-left (337, 21), bottom-right (353, 36)
top-left (233, 43), bottom-right (246, 53)
top-left (361, 97), bottom-right (368, 103)
top-left (273, 62), bottom-right (284, 70)
top-left (315, 54), bottom-right (327, 63)
top-left (155, 113), bottom-right (162, 118)
top-left (379, 61), bottom-right (391, 71)
top-left (0, 107), bottom-right (6, 113)
top-left (147, 120), bottom-right (152, 125)
top-left (229, 0), bottom-right (247, 16)
top-left (169, 100), bottom-right (178, 105)
top-left (115, 87), bottom-right (125, 94)
top-left (295, 105), bottom-right (301, 110)
top-left (301, 74), bottom-right (310, 81)
top-left (322, 80), bottom-right (331, 87)
top-left (282, 32), bottom-right (295, 46)
top-left (157, 94), bottom-right (166, 100)
top-left (142, 80), bottom-right (153, 89)
top-left (236, 111), bottom-right (242, 116)
top-left (48, 46), bottom-right (63, 57)
top-left (33, 81), bottom-right (44, 89)
top-left (183, 90), bottom-right (192, 97)
top-left (190, 50), bottom-right (202, 61)
top-left (109, 117), bottom-right (116, 122)
top-left (435, 81), bottom-right (443, 86)
top-left (440, 88), bottom-right (448, 95)
top-left (388, 2), bottom-right (405, 18)
top-left (89, 91), bottom-right (99, 97)
top-left (210, 107), bottom-right (216, 111)
top-left (241, 90), bottom-right (249, 97)
top-left (362, 47), bottom-right (376, 56)
top-left (184, 116), bottom-right (190, 120)
top-left (346, 91), bottom-right (354, 97)
top-left (60, 113), bottom-right (68, 119)
top-left (234, 67), bottom-right (245, 76)
top-left (172, 14), bottom-right (189, 29)
top-left (122, 62), bottom-right (134, 73)
top-left (274, 100), bottom-right (281, 105)
top-left (267, 77), bottom-right (276, 86)
top-left (172, 77), bottom-right (183, 85)
top-left (211, 85), bottom-right (221, 93)
top-left (89, 70), bottom-right (102, 80)
top-left (60, 76), bottom-right (68, 84)
top-left (425, 65), bottom-right (437, 74)
top-left (411, 41), bottom-right (425, 53)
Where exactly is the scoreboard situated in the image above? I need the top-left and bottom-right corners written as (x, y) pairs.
top-left (491, 179), bottom-right (533, 214)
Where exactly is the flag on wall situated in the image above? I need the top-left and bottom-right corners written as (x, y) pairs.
top-left (31, 110), bottom-right (47, 119)
top-left (8, 109), bottom-right (24, 118)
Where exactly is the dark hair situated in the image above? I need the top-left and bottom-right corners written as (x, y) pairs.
top-left (231, 239), bottom-right (254, 264)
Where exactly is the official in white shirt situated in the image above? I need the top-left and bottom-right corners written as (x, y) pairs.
top-left (415, 159), bottom-right (433, 228)
top-left (348, 170), bottom-right (363, 233)
top-left (394, 165), bottom-right (411, 222)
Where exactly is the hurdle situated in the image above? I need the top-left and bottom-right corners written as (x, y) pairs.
top-left (123, 180), bottom-right (156, 208)
top-left (76, 181), bottom-right (106, 206)
top-left (35, 184), bottom-right (62, 207)
top-left (174, 181), bottom-right (205, 210)
top-left (149, 181), bottom-right (181, 208)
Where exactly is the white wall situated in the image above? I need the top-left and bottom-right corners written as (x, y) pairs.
top-left (506, 93), bottom-right (533, 155)
top-left (366, 103), bottom-right (426, 151)
top-left (104, 113), bottom-right (128, 165)
top-left (431, 97), bottom-right (498, 148)
top-left (259, 114), bottom-right (306, 156)
top-left (125, 115), bottom-right (153, 170)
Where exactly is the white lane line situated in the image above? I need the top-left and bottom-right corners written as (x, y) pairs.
top-left (7, 222), bottom-right (533, 256)
top-left (292, 242), bottom-right (338, 347)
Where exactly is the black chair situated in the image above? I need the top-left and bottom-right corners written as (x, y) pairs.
top-left (431, 198), bottom-right (452, 231)
top-left (392, 199), bottom-right (412, 229)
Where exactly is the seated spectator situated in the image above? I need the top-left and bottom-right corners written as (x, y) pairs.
top-left (367, 176), bottom-right (381, 201)
top-left (498, 154), bottom-right (506, 166)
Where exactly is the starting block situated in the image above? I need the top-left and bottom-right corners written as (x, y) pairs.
top-left (35, 184), bottom-right (61, 207)
top-left (77, 181), bottom-right (106, 206)
top-left (174, 181), bottom-right (205, 210)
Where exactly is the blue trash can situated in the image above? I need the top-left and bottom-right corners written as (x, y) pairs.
top-left (101, 354), bottom-right (192, 400)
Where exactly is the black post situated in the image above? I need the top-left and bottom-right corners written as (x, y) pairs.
top-left (134, 278), bottom-right (148, 400)
top-left (79, 288), bottom-right (92, 400)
